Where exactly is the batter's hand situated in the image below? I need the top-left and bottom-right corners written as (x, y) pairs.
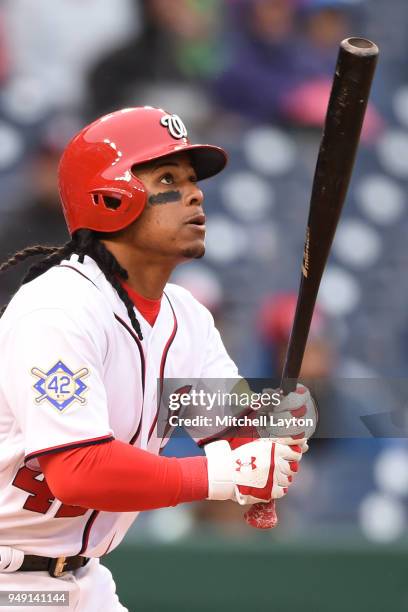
top-left (261, 383), bottom-right (317, 443)
top-left (227, 384), bottom-right (317, 451)
top-left (204, 438), bottom-right (304, 505)
top-left (198, 384), bottom-right (317, 451)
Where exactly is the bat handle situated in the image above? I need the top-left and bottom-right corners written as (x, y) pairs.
top-left (280, 340), bottom-right (302, 394)
top-left (280, 377), bottom-right (298, 396)
top-left (245, 375), bottom-right (299, 529)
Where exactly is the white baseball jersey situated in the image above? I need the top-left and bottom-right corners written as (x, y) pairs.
top-left (0, 255), bottom-right (238, 558)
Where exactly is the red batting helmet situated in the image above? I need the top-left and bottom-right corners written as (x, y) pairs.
top-left (58, 106), bottom-right (227, 235)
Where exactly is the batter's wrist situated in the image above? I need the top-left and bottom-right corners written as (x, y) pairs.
top-left (205, 440), bottom-right (235, 500)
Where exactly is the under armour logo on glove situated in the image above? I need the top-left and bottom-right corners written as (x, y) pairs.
top-left (205, 439), bottom-right (305, 505)
top-left (160, 114), bottom-right (188, 140)
top-left (235, 457), bottom-right (257, 472)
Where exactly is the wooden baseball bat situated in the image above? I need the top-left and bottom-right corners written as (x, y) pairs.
top-left (245, 37), bottom-right (379, 529)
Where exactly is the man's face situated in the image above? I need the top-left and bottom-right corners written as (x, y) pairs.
top-left (120, 153), bottom-right (206, 262)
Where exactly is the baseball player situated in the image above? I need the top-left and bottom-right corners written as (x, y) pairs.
top-left (0, 107), bottom-right (316, 611)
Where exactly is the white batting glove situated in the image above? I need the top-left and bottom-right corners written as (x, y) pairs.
top-left (257, 383), bottom-right (318, 446)
top-left (205, 438), bottom-right (304, 505)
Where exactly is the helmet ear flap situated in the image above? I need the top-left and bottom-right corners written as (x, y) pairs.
top-left (85, 175), bottom-right (148, 232)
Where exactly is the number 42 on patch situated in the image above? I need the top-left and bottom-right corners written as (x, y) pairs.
top-left (31, 360), bottom-right (89, 412)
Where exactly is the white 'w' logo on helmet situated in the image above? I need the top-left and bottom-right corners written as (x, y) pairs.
top-left (160, 114), bottom-right (188, 140)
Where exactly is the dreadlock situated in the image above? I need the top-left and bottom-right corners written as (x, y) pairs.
top-left (0, 229), bottom-right (143, 340)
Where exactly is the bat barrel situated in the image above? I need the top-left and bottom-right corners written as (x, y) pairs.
top-left (280, 37), bottom-right (379, 393)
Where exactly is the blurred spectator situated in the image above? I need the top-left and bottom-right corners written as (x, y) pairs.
top-left (214, 0), bottom-right (382, 140)
top-left (4, 0), bottom-right (138, 111)
top-left (256, 292), bottom-right (377, 436)
top-left (297, 0), bottom-right (357, 74)
top-left (282, 0), bottom-right (383, 139)
top-left (0, 141), bottom-right (68, 306)
top-left (213, 0), bottom-right (301, 122)
top-left (257, 292), bottom-right (333, 378)
top-left (0, 6), bottom-right (10, 85)
top-left (87, 0), bottom-right (224, 119)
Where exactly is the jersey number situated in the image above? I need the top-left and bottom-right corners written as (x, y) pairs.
top-left (12, 466), bottom-right (88, 518)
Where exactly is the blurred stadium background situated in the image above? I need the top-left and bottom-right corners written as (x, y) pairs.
top-left (1, 0), bottom-right (408, 610)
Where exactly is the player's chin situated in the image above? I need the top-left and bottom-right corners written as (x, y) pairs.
top-left (180, 242), bottom-right (205, 260)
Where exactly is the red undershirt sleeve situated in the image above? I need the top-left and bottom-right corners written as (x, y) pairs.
top-left (38, 440), bottom-right (208, 512)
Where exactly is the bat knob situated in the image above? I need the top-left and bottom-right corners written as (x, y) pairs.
top-left (244, 501), bottom-right (278, 530)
